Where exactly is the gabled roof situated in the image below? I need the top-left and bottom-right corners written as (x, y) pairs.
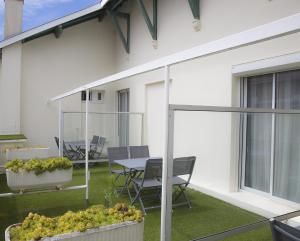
top-left (0, 0), bottom-right (111, 49)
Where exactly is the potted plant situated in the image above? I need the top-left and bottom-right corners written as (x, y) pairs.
top-left (5, 157), bottom-right (73, 192)
top-left (5, 203), bottom-right (144, 241)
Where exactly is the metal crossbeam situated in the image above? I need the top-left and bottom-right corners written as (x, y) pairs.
top-left (188, 0), bottom-right (200, 20)
top-left (108, 9), bottom-right (130, 53)
top-left (0, 185), bottom-right (87, 198)
top-left (192, 220), bottom-right (267, 241)
top-left (135, 0), bottom-right (157, 41)
top-left (170, 104), bottom-right (300, 114)
top-left (191, 210), bottom-right (300, 241)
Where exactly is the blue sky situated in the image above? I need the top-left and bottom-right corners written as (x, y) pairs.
top-left (0, 0), bottom-right (100, 40)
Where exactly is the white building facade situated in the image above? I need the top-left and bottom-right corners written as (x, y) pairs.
top-left (1, 0), bottom-right (300, 217)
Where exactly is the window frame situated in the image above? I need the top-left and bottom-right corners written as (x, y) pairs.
top-left (240, 71), bottom-right (300, 207)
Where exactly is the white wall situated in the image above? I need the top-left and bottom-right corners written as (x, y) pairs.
top-left (116, 0), bottom-right (300, 70)
top-left (0, 43), bottom-right (22, 134)
top-left (20, 19), bottom-right (116, 156)
top-left (105, 0), bottom-right (300, 192)
top-left (145, 82), bottom-right (164, 156)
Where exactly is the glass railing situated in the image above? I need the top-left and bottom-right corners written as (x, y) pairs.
top-left (169, 105), bottom-right (300, 241)
top-left (62, 111), bottom-right (144, 160)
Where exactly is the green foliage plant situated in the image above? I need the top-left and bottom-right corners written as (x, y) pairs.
top-left (0, 134), bottom-right (26, 141)
top-left (9, 203), bottom-right (143, 241)
top-left (5, 157), bottom-right (73, 175)
top-left (104, 175), bottom-right (119, 208)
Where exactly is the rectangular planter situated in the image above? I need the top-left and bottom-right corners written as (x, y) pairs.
top-left (5, 220), bottom-right (144, 241)
top-left (0, 140), bottom-right (27, 173)
top-left (6, 168), bottom-right (73, 191)
top-left (5, 147), bottom-right (49, 161)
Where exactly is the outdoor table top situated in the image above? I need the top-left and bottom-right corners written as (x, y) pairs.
top-left (114, 157), bottom-right (161, 170)
top-left (66, 140), bottom-right (96, 147)
top-left (65, 140), bottom-right (85, 146)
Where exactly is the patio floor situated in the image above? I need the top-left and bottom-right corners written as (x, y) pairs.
top-left (0, 164), bottom-right (272, 241)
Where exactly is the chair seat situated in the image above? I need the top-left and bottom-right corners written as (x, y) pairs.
top-left (112, 169), bottom-right (129, 175)
top-left (132, 167), bottom-right (145, 172)
top-left (173, 176), bottom-right (188, 185)
top-left (133, 178), bottom-right (162, 188)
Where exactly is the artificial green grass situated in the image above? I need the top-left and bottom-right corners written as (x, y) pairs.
top-left (0, 134), bottom-right (26, 141)
top-left (0, 164), bottom-right (272, 241)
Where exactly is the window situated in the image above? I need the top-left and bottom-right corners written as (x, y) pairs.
top-left (242, 69), bottom-right (300, 203)
top-left (81, 90), bottom-right (104, 103)
top-left (97, 92), bottom-right (102, 101)
top-left (81, 91), bottom-right (92, 101)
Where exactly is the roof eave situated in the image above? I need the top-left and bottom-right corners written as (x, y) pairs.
top-left (0, 0), bottom-right (111, 49)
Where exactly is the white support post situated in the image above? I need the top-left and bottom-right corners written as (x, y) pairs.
top-left (58, 100), bottom-right (63, 157)
top-left (161, 66), bottom-right (174, 241)
top-left (85, 89), bottom-right (90, 201)
top-left (141, 113), bottom-right (144, 145)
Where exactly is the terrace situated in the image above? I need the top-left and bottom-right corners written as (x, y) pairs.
top-left (0, 11), bottom-right (300, 241)
top-left (0, 165), bottom-right (272, 241)
top-left (1, 96), bottom-right (300, 241)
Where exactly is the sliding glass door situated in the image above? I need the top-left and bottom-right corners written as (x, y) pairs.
top-left (274, 70), bottom-right (300, 203)
top-left (242, 69), bottom-right (300, 203)
top-left (244, 74), bottom-right (273, 193)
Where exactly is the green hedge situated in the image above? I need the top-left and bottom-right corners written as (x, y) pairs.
top-left (0, 134), bottom-right (26, 141)
top-left (5, 157), bottom-right (73, 175)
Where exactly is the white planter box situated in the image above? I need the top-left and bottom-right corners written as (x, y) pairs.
top-left (6, 168), bottom-right (73, 191)
top-left (5, 220), bottom-right (144, 241)
top-left (6, 147), bottom-right (49, 160)
top-left (0, 140), bottom-right (27, 173)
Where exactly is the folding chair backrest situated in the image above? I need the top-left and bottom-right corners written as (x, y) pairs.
top-left (97, 137), bottom-right (106, 153)
top-left (129, 146), bottom-right (150, 158)
top-left (54, 137), bottom-right (66, 152)
top-left (99, 137), bottom-right (106, 146)
top-left (173, 156), bottom-right (196, 178)
top-left (96, 137), bottom-right (106, 156)
top-left (107, 147), bottom-right (129, 173)
top-left (270, 219), bottom-right (300, 241)
top-left (54, 137), bottom-right (59, 148)
top-left (55, 137), bottom-right (71, 158)
top-left (91, 135), bottom-right (99, 145)
top-left (143, 158), bottom-right (162, 180)
top-left (62, 141), bottom-right (69, 152)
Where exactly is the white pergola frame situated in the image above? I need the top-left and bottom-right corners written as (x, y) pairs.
top-left (50, 13), bottom-right (300, 241)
